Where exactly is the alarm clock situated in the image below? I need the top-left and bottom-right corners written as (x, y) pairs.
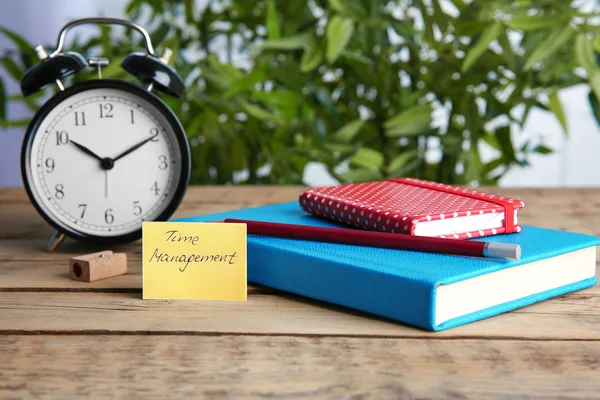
top-left (19, 18), bottom-right (191, 252)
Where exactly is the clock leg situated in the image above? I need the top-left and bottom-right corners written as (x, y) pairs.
top-left (46, 230), bottom-right (66, 252)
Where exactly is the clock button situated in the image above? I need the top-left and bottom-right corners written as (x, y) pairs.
top-left (100, 157), bottom-right (115, 170)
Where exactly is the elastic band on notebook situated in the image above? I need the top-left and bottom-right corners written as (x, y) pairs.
top-left (390, 178), bottom-right (517, 232)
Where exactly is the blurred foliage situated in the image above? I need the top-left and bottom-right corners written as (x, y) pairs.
top-left (1, 0), bottom-right (600, 185)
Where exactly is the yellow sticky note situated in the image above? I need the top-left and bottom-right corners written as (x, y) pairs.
top-left (142, 222), bottom-right (247, 301)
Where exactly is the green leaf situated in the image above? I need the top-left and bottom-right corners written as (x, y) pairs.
top-left (341, 50), bottom-right (373, 66)
top-left (100, 55), bottom-right (126, 79)
top-left (253, 89), bottom-right (300, 109)
top-left (498, 30), bottom-right (517, 70)
top-left (524, 25), bottom-right (574, 71)
top-left (461, 21), bottom-right (502, 73)
top-left (480, 132), bottom-right (501, 151)
top-left (533, 145), bottom-right (553, 154)
top-left (389, 20), bottom-right (419, 38)
top-left (333, 119), bottom-right (365, 142)
top-left (0, 57), bottom-right (23, 81)
top-left (387, 150), bottom-right (418, 174)
top-left (261, 32), bottom-right (312, 50)
top-left (325, 15), bottom-right (354, 63)
top-left (149, 24), bottom-right (170, 51)
top-left (300, 40), bottom-right (323, 72)
top-left (588, 90), bottom-right (600, 127)
top-left (0, 118), bottom-right (29, 128)
top-left (506, 14), bottom-right (571, 31)
top-left (325, 0), bottom-right (367, 19)
top-left (336, 168), bottom-right (383, 183)
top-left (0, 79), bottom-right (5, 120)
top-left (328, 0), bottom-right (346, 14)
top-left (548, 90), bottom-right (568, 135)
top-left (350, 148), bottom-right (384, 169)
top-left (454, 20), bottom-right (491, 36)
top-left (125, 0), bottom-right (142, 17)
top-left (482, 158), bottom-right (505, 177)
top-left (575, 33), bottom-right (597, 72)
top-left (495, 125), bottom-right (517, 163)
top-left (575, 34), bottom-right (600, 102)
top-left (201, 68), bottom-right (230, 90)
top-left (184, 0), bottom-right (195, 22)
top-left (238, 100), bottom-right (281, 123)
top-left (384, 104), bottom-right (432, 136)
top-left (0, 27), bottom-right (36, 60)
top-left (594, 37), bottom-right (600, 54)
top-left (224, 67), bottom-right (267, 98)
top-left (266, 0), bottom-right (281, 40)
top-left (461, 148), bottom-right (483, 183)
top-left (312, 87), bottom-right (342, 124)
top-left (323, 142), bottom-right (354, 153)
top-left (207, 56), bottom-right (243, 81)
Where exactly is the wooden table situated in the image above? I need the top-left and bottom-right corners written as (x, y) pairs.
top-left (1, 186), bottom-right (599, 399)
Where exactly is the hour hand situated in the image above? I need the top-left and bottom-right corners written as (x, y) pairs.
top-left (70, 140), bottom-right (103, 162)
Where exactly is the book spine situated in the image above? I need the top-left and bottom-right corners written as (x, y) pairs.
top-left (299, 191), bottom-right (416, 235)
top-left (246, 237), bottom-right (436, 330)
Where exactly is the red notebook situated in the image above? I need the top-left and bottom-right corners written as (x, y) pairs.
top-left (299, 178), bottom-right (525, 239)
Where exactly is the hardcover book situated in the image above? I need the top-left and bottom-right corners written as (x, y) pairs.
top-left (176, 202), bottom-right (599, 331)
top-left (299, 178), bottom-right (525, 239)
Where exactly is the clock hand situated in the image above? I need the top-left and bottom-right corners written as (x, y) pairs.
top-left (112, 133), bottom-right (159, 162)
top-left (70, 140), bottom-right (104, 162)
top-left (104, 170), bottom-right (108, 198)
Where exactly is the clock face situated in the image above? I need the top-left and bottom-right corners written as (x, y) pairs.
top-left (22, 80), bottom-right (190, 243)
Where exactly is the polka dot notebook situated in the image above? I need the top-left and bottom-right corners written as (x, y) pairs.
top-left (299, 178), bottom-right (525, 239)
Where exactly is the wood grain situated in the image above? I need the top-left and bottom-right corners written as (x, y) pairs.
top-left (1, 187), bottom-right (599, 399)
top-left (1, 256), bottom-right (598, 294)
top-left (1, 335), bottom-right (599, 399)
top-left (0, 186), bottom-right (305, 240)
top-left (2, 186), bottom-right (600, 240)
top-left (1, 291), bottom-right (599, 339)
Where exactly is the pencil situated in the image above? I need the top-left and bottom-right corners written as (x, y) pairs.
top-left (223, 218), bottom-right (521, 260)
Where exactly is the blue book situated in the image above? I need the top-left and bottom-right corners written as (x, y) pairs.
top-left (176, 202), bottom-right (599, 331)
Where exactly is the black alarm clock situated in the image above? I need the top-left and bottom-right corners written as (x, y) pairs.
top-left (19, 18), bottom-right (191, 252)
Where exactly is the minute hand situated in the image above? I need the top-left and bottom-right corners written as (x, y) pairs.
top-left (112, 134), bottom-right (159, 162)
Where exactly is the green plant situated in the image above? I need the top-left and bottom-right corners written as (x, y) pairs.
top-left (1, 0), bottom-right (600, 185)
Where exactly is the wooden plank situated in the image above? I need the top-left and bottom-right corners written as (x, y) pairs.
top-left (1, 187), bottom-right (600, 239)
top-left (0, 203), bottom-right (259, 240)
top-left (0, 186), bottom-right (307, 205)
top-left (2, 186), bottom-right (599, 205)
top-left (1, 255), bottom-right (598, 295)
top-left (0, 220), bottom-right (600, 260)
top-left (1, 335), bottom-right (599, 399)
top-left (0, 291), bottom-right (599, 339)
top-left (0, 186), bottom-right (305, 240)
top-left (0, 260), bottom-right (272, 294)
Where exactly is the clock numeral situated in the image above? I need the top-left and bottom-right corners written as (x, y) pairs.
top-left (150, 181), bottom-right (160, 196)
top-left (45, 158), bottom-right (55, 173)
top-left (99, 103), bottom-right (114, 118)
top-left (55, 130), bottom-right (69, 145)
top-left (78, 204), bottom-right (87, 218)
top-left (104, 208), bottom-right (114, 224)
top-left (133, 200), bottom-right (142, 216)
top-left (74, 112), bottom-right (86, 126)
top-left (158, 155), bottom-right (168, 170)
top-left (54, 184), bottom-right (64, 199)
top-left (130, 110), bottom-right (135, 124)
top-left (150, 128), bottom-right (159, 142)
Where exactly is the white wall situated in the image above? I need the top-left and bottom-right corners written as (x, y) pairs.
top-left (2, 1), bottom-right (599, 188)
